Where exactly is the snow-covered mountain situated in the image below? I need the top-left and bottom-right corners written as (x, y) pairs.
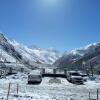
top-left (64, 42), bottom-right (99, 57)
top-left (0, 33), bottom-right (61, 65)
top-left (54, 42), bottom-right (100, 69)
top-left (8, 39), bottom-right (61, 65)
top-left (1, 32), bottom-right (100, 71)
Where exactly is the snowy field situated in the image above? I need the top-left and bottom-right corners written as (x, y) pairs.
top-left (0, 73), bottom-right (100, 100)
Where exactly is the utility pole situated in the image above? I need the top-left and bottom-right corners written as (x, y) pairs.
top-left (97, 89), bottom-right (99, 100)
top-left (7, 83), bottom-right (11, 100)
top-left (53, 69), bottom-right (57, 78)
top-left (89, 91), bottom-right (90, 100)
top-left (82, 61), bottom-right (86, 72)
top-left (90, 62), bottom-right (94, 77)
top-left (0, 46), bottom-right (2, 61)
top-left (16, 83), bottom-right (19, 97)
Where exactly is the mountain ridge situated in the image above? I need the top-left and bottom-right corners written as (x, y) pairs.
top-left (0, 32), bottom-right (100, 71)
top-left (0, 33), bottom-right (61, 65)
top-left (54, 41), bottom-right (100, 70)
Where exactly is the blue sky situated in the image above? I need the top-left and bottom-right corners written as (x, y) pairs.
top-left (0, 0), bottom-right (100, 53)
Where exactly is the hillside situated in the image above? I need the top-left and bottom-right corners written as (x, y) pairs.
top-left (53, 42), bottom-right (100, 70)
top-left (0, 33), bottom-right (61, 70)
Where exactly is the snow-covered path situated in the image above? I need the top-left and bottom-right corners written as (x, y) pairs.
top-left (0, 73), bottom-right (100, 100)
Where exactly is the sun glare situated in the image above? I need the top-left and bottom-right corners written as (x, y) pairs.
top-left (34, 0), bottom-right (65, 14)
top-left (43, 0), bottom-right (58, 4)
top-left (41, 0), bottom-right (63, 6)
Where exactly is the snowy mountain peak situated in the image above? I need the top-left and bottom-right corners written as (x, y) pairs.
top-left (54, 41), bottom-right (100, 68)
top-left (0, 33), bottom-right (7, 43)
top-left (0, 32), bottom-right (4, 37)
top-left (0, 33), bottom-right (61, 65)
top-left (8, 39), bottom-right (20, 46)
top-left (64, 42), bottom-right (100, 57)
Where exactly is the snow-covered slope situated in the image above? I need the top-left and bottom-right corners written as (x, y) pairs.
top-left (0, 47), bottom-right (16, 62)
top-left (8, 39), bottom-right (61, 64)
top-left (0, 33), bottom-right (61, 65)
top-left (54, 42), bottom-right (100, 69)
top-left (64, 42), bottom-right (99, 57)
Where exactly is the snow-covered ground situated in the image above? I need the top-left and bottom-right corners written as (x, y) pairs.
top-left (0, 73), bottom-right (100, 100)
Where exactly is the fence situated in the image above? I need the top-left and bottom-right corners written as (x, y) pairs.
top-left (6, 83), bottom-right (19, 100)
top-left (0, 82), bottom-right (100, 100)
top-left (88, 89), bottom-right (100, 100)
top-left (41, 68), bottom-right (67, 78)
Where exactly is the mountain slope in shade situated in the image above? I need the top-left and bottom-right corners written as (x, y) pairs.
top-left (54, 42), bottom-right (100, 69)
